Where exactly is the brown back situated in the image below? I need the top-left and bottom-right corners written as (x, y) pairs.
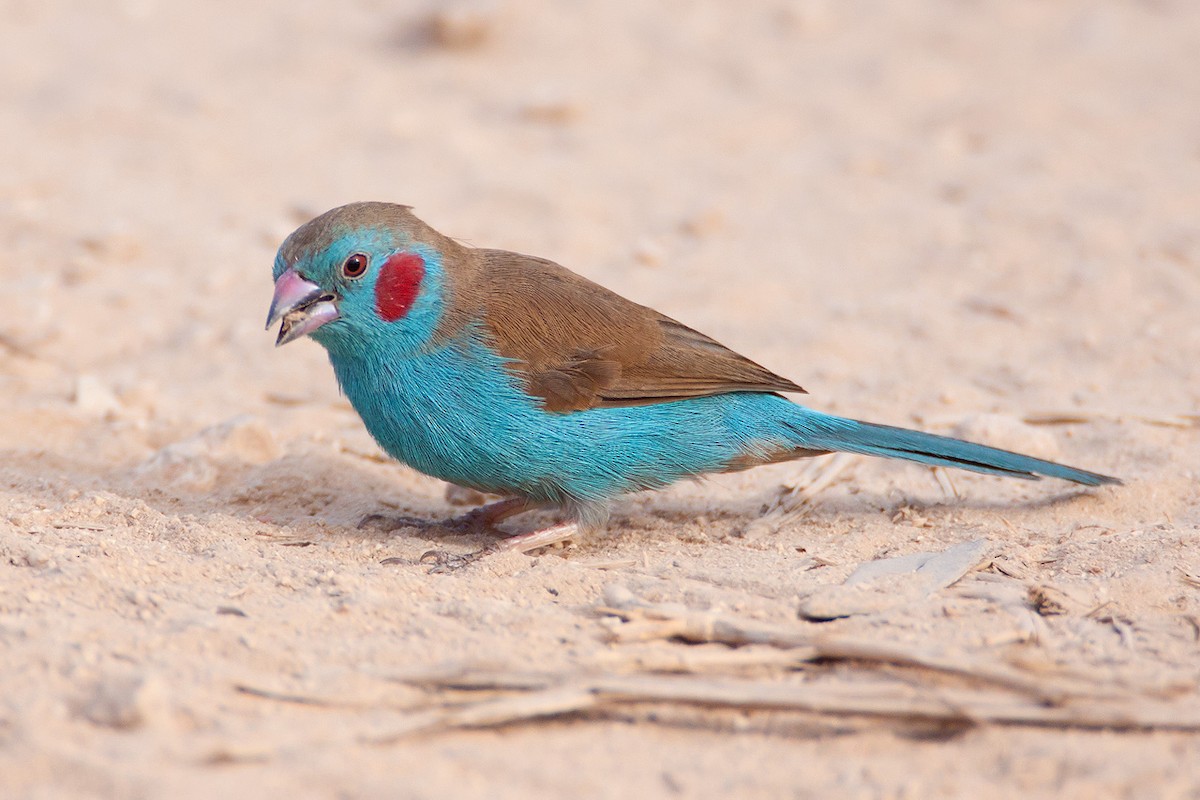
top-left (443, 248), bottom-right (804, 412)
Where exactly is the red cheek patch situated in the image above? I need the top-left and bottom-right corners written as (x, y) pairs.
top-left (374, 252), bottom-right (426, 322)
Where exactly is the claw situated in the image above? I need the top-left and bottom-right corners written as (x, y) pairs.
top-left (418, 549), bottom-right (449, 565)
top-left (419, 548), bottom-right (487, 573)
top-left (372, 504), bottom-right (578, 571)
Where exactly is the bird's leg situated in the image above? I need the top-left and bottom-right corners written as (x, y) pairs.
top-left (445, 497), bottom-right (538, 533)
top-left (416, 500), bottom-right (604, 573)
top-left (420, 521), bottom-right (580, 573)
top-left (493, 521), bottom-right (580, 553)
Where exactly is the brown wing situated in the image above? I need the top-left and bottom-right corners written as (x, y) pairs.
top-left (447, 249), bottom-right (804, 413)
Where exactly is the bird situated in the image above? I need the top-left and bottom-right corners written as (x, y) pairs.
top-left (266, 202), bottom-right (1119, 565)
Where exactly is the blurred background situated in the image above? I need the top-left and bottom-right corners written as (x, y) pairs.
top-left (3, 0), bottom-right (1197, 446)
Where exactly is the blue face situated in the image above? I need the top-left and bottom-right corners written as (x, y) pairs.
top-left (271, 225), bottom-right (448, 358)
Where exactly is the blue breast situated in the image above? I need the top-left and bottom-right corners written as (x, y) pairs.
top-left (327, 328), bottom-right (808, 506)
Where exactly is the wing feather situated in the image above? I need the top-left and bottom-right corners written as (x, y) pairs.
top-left (449, 249), bottom-right (804, 412)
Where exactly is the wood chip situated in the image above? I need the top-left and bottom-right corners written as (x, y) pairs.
top-left (797, 539), bottom-right (989, 620)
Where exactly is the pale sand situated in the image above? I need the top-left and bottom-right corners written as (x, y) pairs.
top-left (1, 2), bottom-right (1199, 797)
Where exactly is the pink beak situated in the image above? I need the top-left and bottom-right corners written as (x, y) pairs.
top-left (265, 268), bottom-right (341, 347)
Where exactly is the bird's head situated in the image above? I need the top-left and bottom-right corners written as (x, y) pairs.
top-left (266, 202), bottom-right (461, 357)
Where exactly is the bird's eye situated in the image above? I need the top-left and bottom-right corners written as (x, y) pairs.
top-left (342, 253), bottom-right (369, 279)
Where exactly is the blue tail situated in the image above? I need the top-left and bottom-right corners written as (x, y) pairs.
top-left (789, 412), bottom-right (1121, 487)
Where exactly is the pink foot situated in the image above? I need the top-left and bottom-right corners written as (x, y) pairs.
top-left (417, 521), bottom-right (580, 573)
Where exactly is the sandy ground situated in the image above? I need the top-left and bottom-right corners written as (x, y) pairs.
top-left (2, 1), bottom-right (1200, 797)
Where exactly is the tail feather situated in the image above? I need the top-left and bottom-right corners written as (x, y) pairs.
top-left (790, 414), bottom-right (1121, 487)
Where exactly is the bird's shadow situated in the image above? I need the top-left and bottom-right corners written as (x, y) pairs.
top-left (7, 447), bottom-right (1120, 556)
top-left (637, 471), bottom-right (1115, 534)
